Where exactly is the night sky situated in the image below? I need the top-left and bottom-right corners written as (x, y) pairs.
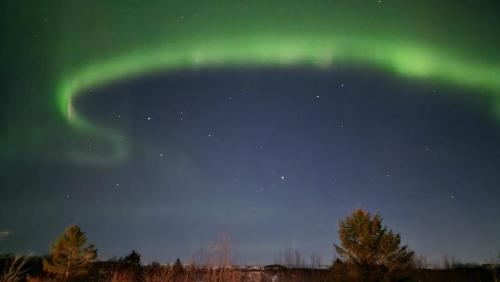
top-left (1, 1), bottom-right (500, 265)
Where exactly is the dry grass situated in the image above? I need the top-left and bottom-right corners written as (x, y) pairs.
top-left (108, 265), bottom-right (246, 282)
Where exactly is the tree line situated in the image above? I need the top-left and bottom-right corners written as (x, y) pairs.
top-left (1, 209), bottom-right (498, 282)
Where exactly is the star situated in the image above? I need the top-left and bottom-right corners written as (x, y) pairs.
top-left (281, 176), bottom-right (286, 180)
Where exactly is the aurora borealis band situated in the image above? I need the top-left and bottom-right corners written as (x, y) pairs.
top-left (2, 0), bottom-right (500, 163)
top-left (60, 35), bottom-right (500, 122)
top-left (60, 35), bottom-right (500, 163)
top-left (1, 0), bottom-right (500, 265)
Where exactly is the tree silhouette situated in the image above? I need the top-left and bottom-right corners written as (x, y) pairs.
top-left (43, 225), bottom-right (97, 281)
top-left (333, 209), bottom-right (414, 282)
top-left (172, 258), bottom-right (184, 275)
top-left (121, 250), bottom-right (141, 265)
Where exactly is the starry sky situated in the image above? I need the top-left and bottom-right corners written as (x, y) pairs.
top-left (1, 1), bottom-right (500, 265)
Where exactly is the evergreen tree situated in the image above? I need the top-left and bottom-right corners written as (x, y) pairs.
top-left (333, 209), bottom-right (414, 282)
top-left (172, 258), bottom-right (184, 274)
top-left (43, 225), bottom-right (97, 281)
top-left (121, 250), bottom-right (141, 265)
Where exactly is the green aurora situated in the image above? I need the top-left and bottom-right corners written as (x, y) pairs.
top-left (2, 1), bottom-right (500, 164)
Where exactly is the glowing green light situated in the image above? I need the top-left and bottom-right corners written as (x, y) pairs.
top-left (58, 35), bottom-right (500, 163)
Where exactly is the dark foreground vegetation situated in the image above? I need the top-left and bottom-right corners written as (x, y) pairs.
top-left (1, 209), bottom-right (498, 282)
top-left (2, 259), bottom-right (498, 282)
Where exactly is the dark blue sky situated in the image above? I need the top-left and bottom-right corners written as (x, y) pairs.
top-left (1, 66), bottom-right (499, 264)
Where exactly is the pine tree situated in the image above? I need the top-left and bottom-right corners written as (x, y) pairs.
top-left (172, 258), bottom-right (184, 274)
top-left (333, 209), bottom-right (414, 282)
top-left (121, 250), bottom-right (141, 265)
top-left (43, 225), bottom-right (97, 281)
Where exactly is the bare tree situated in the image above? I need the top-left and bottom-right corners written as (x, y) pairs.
top-left (0, 231), bottom-right (31, 282)
top-left (279, 246), bottom-right (306, 268)
top-left (192, 234), bottom-right (234, 268)
top-left (188, 234), bottom-right (244, 281)
top-left (220, 234), bottom-right (232, 268)
top-left (310, 253), bottom-right (323, 269)
top-left (411, 254), bottom-right (429, 269)
top-left (442, 254), bottom-right (461, 269)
